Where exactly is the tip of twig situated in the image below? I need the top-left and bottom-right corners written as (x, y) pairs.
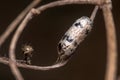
top-left (90, 6), bottom-right (99, 21)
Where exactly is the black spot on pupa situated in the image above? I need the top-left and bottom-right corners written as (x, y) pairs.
top-left (66, 38), bottom-right (73, 42)
top-left (70, 49), bottom-right (74, 53)
top-left (58, 43), bottom-right (65, 56)
top-left (62, 35), bottom-right (67, 40)
top-left (62, 34), bottom-right (74, 43)
top-left (59, 51), bottom-right (65, 56)
top-left (74, 22), bottom-right (80, 26)
top-left (66, 36), bottom-right (73, 42)
top-left (58, 43), bottom-right (62, 52)
top-left (74, 22), bottom-right (83, 28)
top-left (85, 29), bottom-right (90, 35)
top-left (74, 41), bottom-right (78, 47)
top-left (63, 45), bottom-right (68, 50)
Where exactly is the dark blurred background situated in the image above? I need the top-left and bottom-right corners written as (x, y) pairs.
top-left (0, 0), bottom-right (119, 80)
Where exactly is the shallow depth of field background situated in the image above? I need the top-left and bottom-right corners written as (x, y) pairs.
top-left (0, 0), bottom-right (120, 80)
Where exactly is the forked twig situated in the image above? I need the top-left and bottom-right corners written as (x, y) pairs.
top-left (8, 0), bottom-right (100, 80)
top-left (0, 0), bottom-right (41, 47)
top-left (6, 0), bottom-right (41, 80)
top-left (0, 0), bottom-right (117, 80)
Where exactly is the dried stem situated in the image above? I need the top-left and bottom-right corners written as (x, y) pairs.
top-left (102, 1), bottom-right (117, 80)
top-left (7, 0), bottom-right (41, 80)
top-left (0, 0), bottom-right (41, 47)
top-left (8, 0), bottom-right (100, 79)
top-left (0, 57), bottom-right (66, 70)
top-left (9, 8), bottom-right (41, 80)
top-left (36, 0), bottom-right (100, 12)
top-left (90, 6), bottom-right (99, 21)
top-left (0, 0), bottom-right (118, 80)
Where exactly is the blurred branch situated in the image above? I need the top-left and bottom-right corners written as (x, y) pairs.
top-left (102, 0), bottom-right (117, 80)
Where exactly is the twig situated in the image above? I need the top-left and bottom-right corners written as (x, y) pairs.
top-left (8, 0), bottom-right (41, 80)
top-left (90, 6), bottom-right (99, 21)
top-left (102, 0), bottom-right (117, 80)
top-left (0, 57), bottom-right (66, 70)
top-left (9, 8), bottom-right (40, 80)
top-left (37, 0), bottom-right (100, 12)
top-left (8, 0), bottom-right (100, 79)
top-left (0, 0), bottom-right (117, 80)
top-left (0, 0), bottom-right (41, 47)
top-left (0, 2), bottom-right (99, 74)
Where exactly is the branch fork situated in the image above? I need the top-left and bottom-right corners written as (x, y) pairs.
top-left (0, 0), bottom-right (117, 80)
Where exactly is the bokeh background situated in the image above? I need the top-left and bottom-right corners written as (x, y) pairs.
top-left (0, 0), bottom-right (119, 80)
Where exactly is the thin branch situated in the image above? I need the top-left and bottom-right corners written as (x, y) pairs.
top-left (0, 57), bottom-right (66, 70)
top-left (9, 1), bottom-right (100, 80)
top-left (0, 0), bottom-right (117, 80)
top-left (0, 0), bottom-right (41, 47)
top-left (8, 0), bottom-right (100, 71)
top-left (102, 1), bottom-right (117, 80)
top-left (37, 0), bottom-right (101, 12)
top-left (7, 0), bottom-right (41, 80)
top-left (9, 8), bottom-right (40, 80)
top-left (0, 5), bottom-right (99, 71)
top-left (1, 5), bottom-right (99, 71)
top-left (90, 5), bottom-right (99, 21)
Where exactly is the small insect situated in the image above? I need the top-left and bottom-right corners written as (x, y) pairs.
top-left (57, 16), bottom-right (93, 63)
top-left (22, 44), bottom-right (34, 64)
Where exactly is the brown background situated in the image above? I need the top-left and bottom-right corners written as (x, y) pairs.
top-left (0, 0), bottom-right (120, 80)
